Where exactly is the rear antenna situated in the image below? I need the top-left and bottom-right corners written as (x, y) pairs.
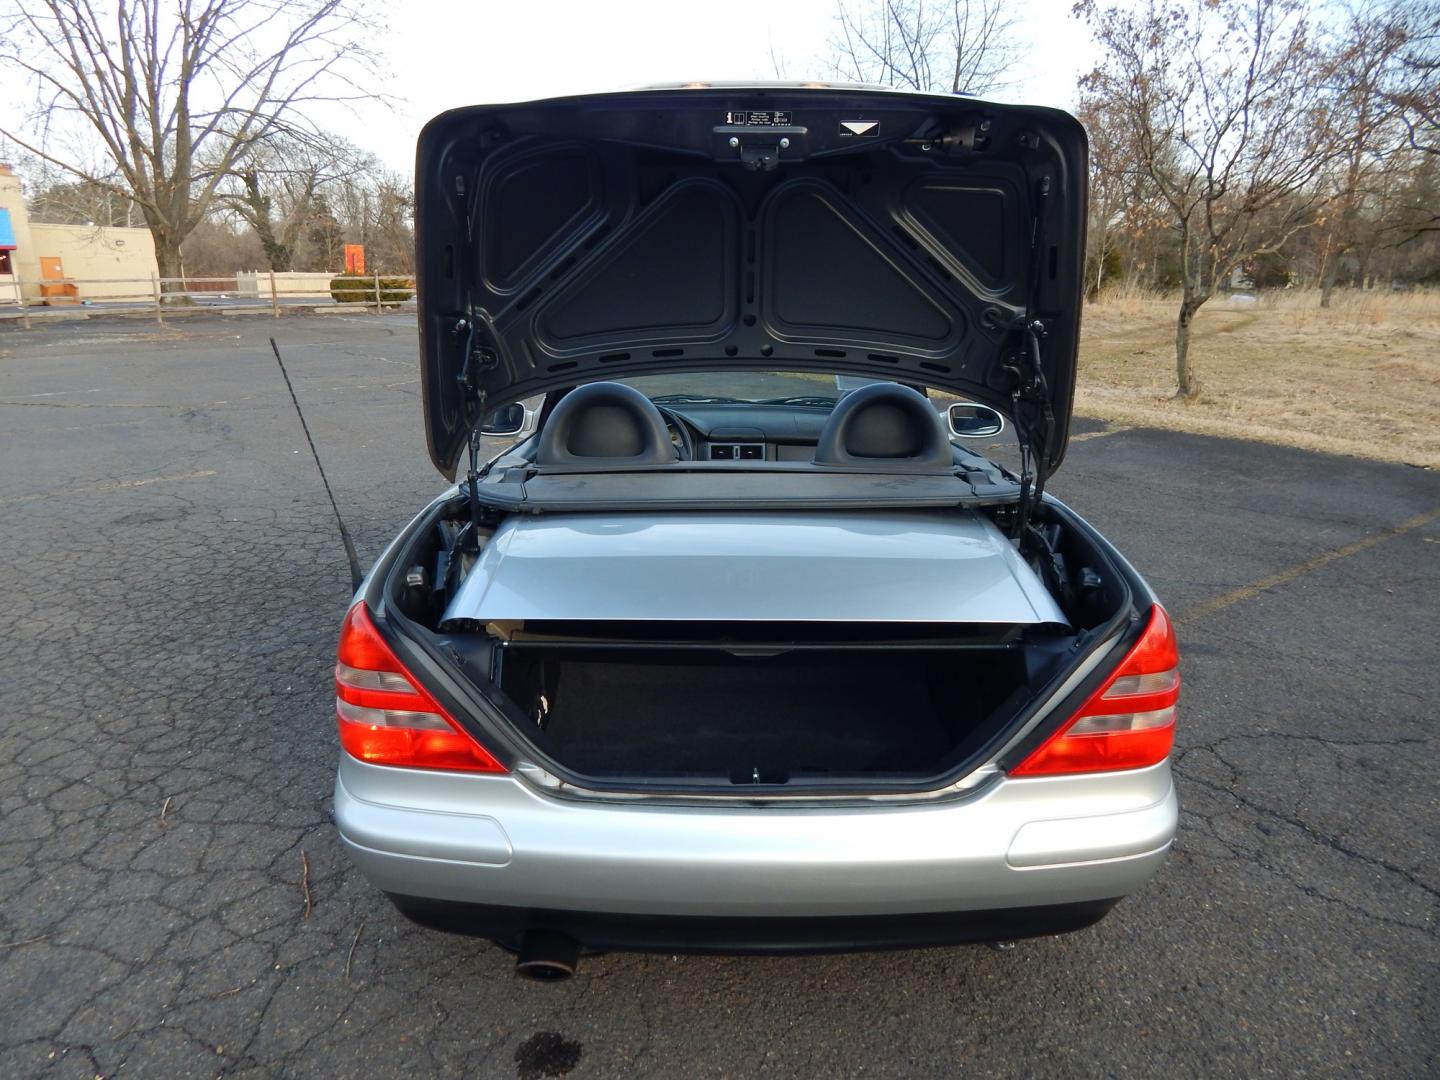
top-left (270, 337), bottom-right (364, 592)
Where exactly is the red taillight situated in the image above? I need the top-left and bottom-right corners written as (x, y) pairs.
top-left (335, 602), bottom-right (505, 773)
top-left (1011, 605), bottom-right (1180, 777)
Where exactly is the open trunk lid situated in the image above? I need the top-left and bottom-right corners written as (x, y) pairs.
top-left (415, 84), bottom-right (1088, 480)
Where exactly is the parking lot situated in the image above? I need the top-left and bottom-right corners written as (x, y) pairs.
top-left (1, 313), bottom-right (1436, 1078)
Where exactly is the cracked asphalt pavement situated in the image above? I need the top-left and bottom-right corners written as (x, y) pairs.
top-left (1, 314), bottom-right (1436, 1077)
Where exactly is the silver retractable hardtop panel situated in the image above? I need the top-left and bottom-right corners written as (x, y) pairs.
top-left (441, 509), bottom-right (1067, 625)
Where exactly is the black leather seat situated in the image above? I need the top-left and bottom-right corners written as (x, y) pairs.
top-left (812, 383), bottom-right (952, 468)
top-left (535, 382), bottom-right (677, 466)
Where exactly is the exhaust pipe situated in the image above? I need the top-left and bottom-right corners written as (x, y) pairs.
top-left (515, 929), bottom-right (580, 981)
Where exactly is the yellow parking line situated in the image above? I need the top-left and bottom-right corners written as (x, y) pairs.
top-left (109, 469), bottom-right (218, 489)
top-left (1176, 508), bottom-right (1440, 626)
top-left (0, 469), bottom-right (218, 506)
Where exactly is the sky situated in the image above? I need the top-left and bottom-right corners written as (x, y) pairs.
top-left (321, 0), bottom-right (1098, 171)
top-left (0, 0), bottom-right (1098, 178)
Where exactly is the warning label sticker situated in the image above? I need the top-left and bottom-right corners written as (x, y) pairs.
top-left (724, 110), bottom-right (794, 126)
top-left (838, 120), bottom-right (880, 137)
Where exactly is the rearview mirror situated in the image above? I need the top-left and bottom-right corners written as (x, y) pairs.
top-left (481, 402), bottom-right (528, 437)
top-left (947, 403), bottom-right (1005, 439)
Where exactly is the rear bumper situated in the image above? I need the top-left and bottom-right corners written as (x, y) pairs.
top-left (386, 894), bottom-right (1121, 953)
top-left (336, 755), bottom-right (1177, 932)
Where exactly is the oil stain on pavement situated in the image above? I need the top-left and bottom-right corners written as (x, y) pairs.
top-left (515, 1032), bottom-right (583, 1079)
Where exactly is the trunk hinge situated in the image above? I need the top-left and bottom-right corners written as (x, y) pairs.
top-left (453, 315), bottom-right (498, 407)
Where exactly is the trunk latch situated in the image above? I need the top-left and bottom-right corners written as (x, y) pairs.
top-left (713, 125), bottom-right (807, 171)
top-left (731, 765), bottom-right (789, 785)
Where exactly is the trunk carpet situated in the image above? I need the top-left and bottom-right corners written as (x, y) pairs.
top-left (532, 653), bottom-right (955, 778)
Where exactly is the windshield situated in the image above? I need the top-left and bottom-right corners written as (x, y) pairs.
top-left (611, 371), bottom-right (1018, 469)
top-left (618, 371), bottom-right (958, 407)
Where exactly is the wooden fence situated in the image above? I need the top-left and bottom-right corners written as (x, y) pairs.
top-left (0, 272), bottom-right (416, 329)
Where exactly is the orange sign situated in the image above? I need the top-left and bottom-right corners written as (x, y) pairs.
top-left (344, 244), bottom-right (365, 274)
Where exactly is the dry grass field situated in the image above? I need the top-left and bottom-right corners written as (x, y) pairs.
top-left (1076, 287), bottom-right (1440, 468)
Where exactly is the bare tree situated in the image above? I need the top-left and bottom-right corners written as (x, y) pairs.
top-left (1078, 0), bottom-right (1337, 398)
top-left (366, 175), bottom-right (415, 274)
top-left (1313, 2), bottom-right (1412, 306)
top-left (25, 171), bottom-right (142, 226)
top-left (1077, 98), bottom-right (1125, 297)
top-left (1378, 1), bottom-right (1440, 244)
top-left (306, 192), bottom-right (346, 272)
top-left (1385, 152), bottom-right (1440, 270)
top-left (830, 0), bottom-right (1019, 95)
top-left (332, 168), bottom-right (413, 274)
top-left (0, 0), bottom-right (380, 286)
top-left (179, 214), bottom-right (263, 277)
top-left (1076, 94), bottom-right (1176, 298)
top-left (1386, 1), bottom-right (1440, 158)
top-left (217, 133), bottom-right (367, 272)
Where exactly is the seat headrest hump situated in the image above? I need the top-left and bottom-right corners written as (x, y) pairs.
top-left (813, 383), bottom-right (952, 468)
top-left (535, 382), bottom-right (678, 466)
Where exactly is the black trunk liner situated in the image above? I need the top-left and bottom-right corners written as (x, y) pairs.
top-left (509, 650), bottom-right (964, 779)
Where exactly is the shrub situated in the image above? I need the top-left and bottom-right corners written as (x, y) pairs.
top-left (1244, 251), bottom-right (1293, 291)
top-left (329, 273), bottom-right (414, 305)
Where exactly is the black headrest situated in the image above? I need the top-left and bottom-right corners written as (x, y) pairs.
top-left (813, 383), bottom-right (952, 468)
top-left (535, 382), bottom-right (677, 466)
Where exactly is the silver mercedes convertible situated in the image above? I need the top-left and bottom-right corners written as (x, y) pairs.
top-left (334, 85), bottom-right (1179, 979)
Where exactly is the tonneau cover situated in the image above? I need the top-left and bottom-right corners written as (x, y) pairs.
top-left (470, 467), bottom-right (1016, 512)
top-left (440, 510), bottom-right (1067, 625)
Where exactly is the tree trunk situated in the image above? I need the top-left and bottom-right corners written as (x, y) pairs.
top-left (1319, 249), bottom-right (1337, 308)
top-left (237, 172), bottom-right (292, 272)
top-left (1356, 246), bottom-right (1373, 291)
top-left (153, 237), bottom-right (187, 298)
top-left (1175, 293), bottom-right (1207, 400)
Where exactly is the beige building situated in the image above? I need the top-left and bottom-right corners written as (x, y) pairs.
top-left (0, 163), bottom-right (160, 304)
